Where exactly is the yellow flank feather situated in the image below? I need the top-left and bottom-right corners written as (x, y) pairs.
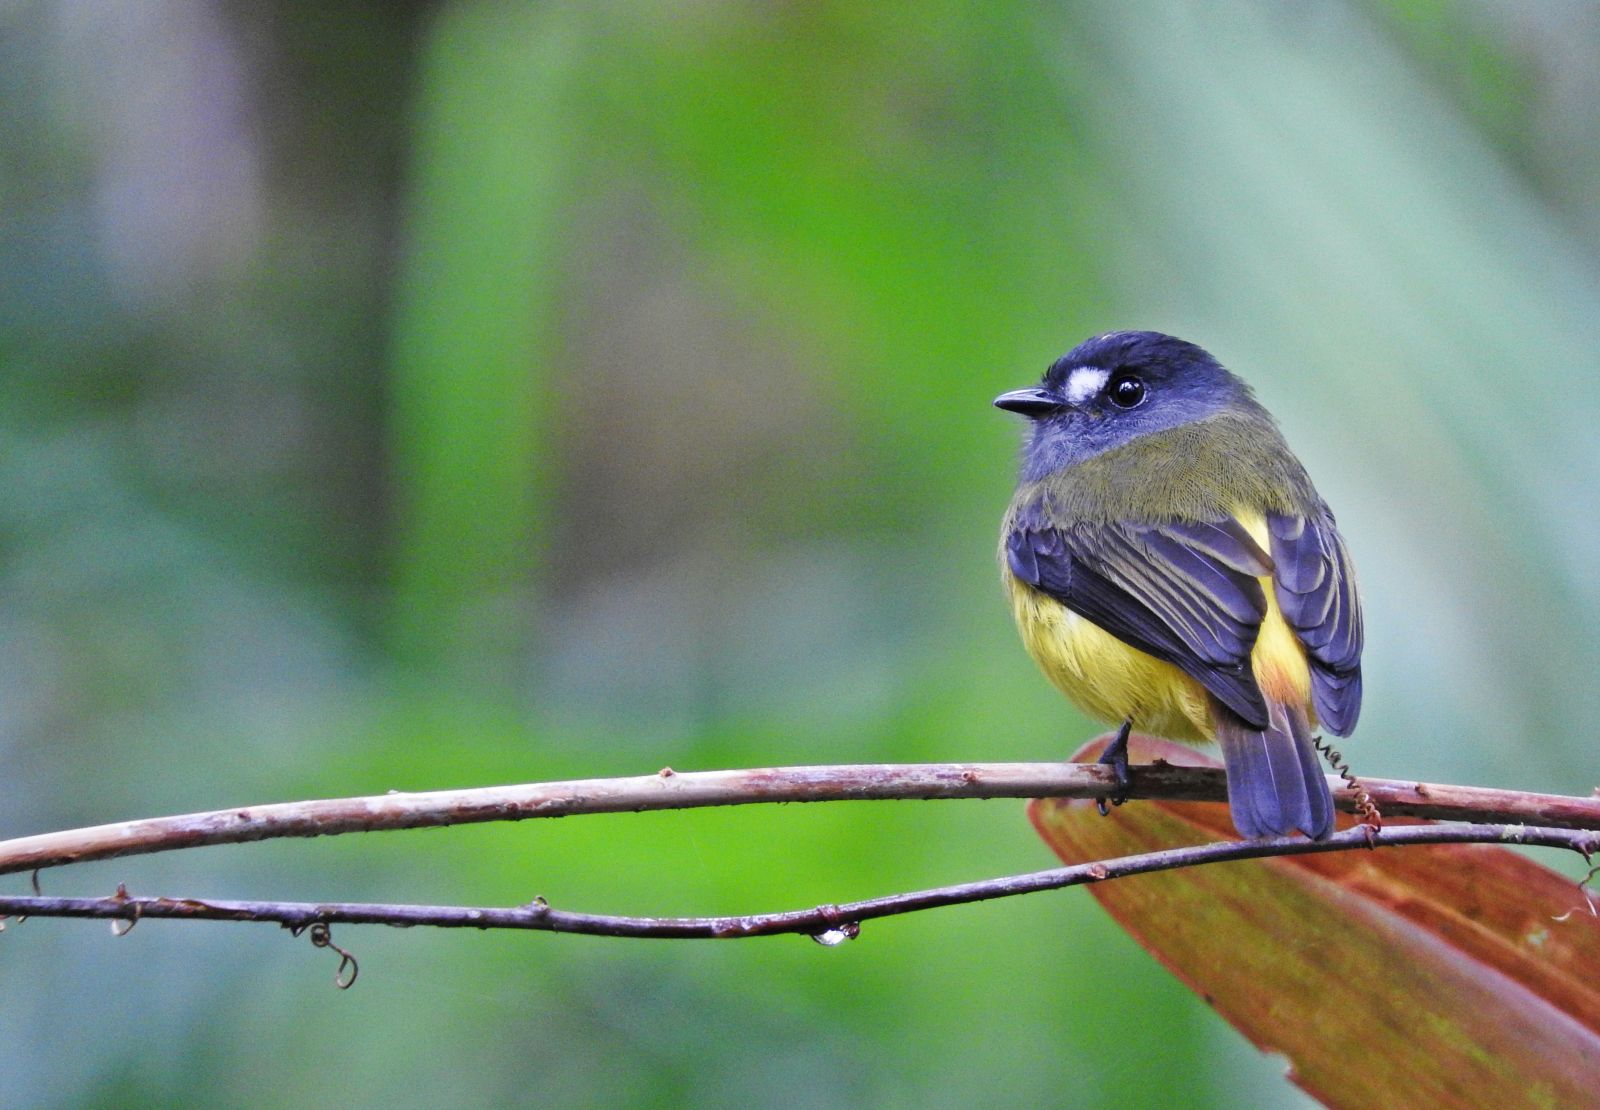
top-left (1004, 510), bottom-right (1313, 743)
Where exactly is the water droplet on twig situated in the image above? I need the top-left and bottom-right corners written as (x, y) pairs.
top-left (810, 923), bottom-right (860, 947)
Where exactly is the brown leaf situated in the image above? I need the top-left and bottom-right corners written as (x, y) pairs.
top-left (1030, 734), bottom-right (1600, 1108)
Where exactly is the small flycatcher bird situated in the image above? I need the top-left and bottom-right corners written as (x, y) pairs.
top-left (995, 331), bottom-right (1362, 840)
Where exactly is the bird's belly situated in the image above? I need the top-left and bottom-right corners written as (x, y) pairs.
top-left (1005, 575), bottom-right (1215, 743)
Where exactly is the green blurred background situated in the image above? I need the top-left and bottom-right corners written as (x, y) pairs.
top-left (4, 1), bottom-right (1599, 1106)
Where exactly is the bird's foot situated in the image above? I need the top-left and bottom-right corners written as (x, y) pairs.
top-left (1096, 718), bottom-right (1133, 816)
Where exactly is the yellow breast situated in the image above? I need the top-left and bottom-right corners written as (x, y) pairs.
top-left (1004, 511), bottom-right (1313, 744)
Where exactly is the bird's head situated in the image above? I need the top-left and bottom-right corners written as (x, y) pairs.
top-left (995, 331), bottom-right (1262, 482)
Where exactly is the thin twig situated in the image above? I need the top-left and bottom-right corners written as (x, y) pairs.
top-left (1, 761), bottom-right (1596, 878)
top-left (0, 824), bottom-right (1591, 939)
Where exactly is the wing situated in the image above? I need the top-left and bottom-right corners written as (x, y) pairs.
top-left (1267, 509), bottom-right (1363, 735)
top-left (1006, 505), bottom-right (1274, 728)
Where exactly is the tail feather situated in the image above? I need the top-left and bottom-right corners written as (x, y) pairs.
top-left (1214, 701), bottom-right (1333, 840)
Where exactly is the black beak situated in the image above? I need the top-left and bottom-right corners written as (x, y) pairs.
top-left (993, 387), bottom-right (1065, 418)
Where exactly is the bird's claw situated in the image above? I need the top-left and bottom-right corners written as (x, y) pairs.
top-left (1096, 719), bottom-right (1134, 816)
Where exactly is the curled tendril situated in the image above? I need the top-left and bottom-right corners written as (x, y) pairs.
top-left (291, 921), bottom-right (359, 989)
top-left (1315, 735), bottom-right (1383, 845)
top-left (1554, 863), bottom-right (1600, 922)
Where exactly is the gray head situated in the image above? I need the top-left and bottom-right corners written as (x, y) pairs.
top-left (995, 331), bottom-right (1264, 482)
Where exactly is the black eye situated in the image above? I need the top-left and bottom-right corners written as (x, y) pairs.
top-left (1107, 374), bottom-right (1146, 409)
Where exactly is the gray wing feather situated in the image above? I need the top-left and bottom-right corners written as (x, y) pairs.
top-left (1006, 507), bottom-right (1273, 728)
top-left (1267, 509), bottom-right (1363, 735)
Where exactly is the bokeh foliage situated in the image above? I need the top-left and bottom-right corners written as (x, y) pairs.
top-left (2, 2), bottom-right (1598, 1106)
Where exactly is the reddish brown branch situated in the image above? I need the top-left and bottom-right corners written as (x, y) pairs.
top-left (0, 824), bottom-right (1592, 940)
top-left (2, 761), bottom-right (1597, 878)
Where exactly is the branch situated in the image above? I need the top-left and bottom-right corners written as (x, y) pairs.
top-left (1, 824), bottom-right (1592, 941)
top-left (3, 761), bottom-right (1598, 877)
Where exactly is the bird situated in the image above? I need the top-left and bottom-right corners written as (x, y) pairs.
top-left (994, 331), bottom-right (1362, 840)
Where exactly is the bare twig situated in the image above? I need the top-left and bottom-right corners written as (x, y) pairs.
top-left (0, 823), bottom-right (1591, 939)
top-left (3, 759), bottom-right (1595, 951)
top-left (1, 761), bottom-right (1596, 879)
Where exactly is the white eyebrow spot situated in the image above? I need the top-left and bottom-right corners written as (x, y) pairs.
top-left (1063, 367), bottom-right (1109, 405)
